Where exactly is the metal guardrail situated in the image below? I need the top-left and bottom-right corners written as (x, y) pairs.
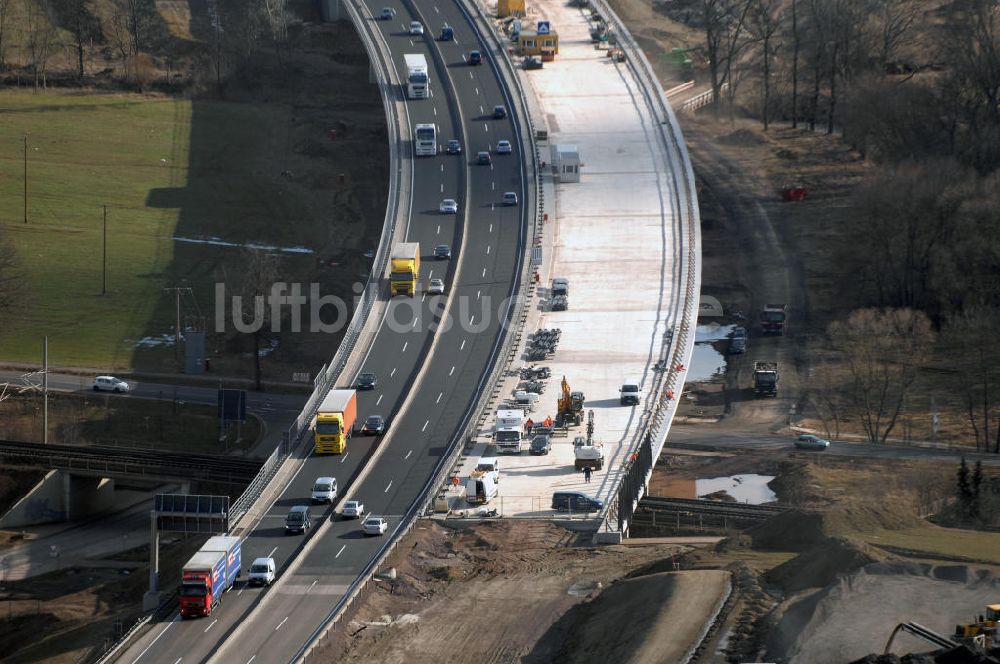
top-left (680, 83), bottom-right (728, 112)
top-left (580, 0), bottom-right (702, 535)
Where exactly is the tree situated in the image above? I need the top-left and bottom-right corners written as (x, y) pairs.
top-left (53, 0), bottom-right (99, 81)
top-left (701, 0), bottom-right (752, 114)
top-left (957, 457), bottom-right (973, 516)
top-left (972, 460), bottom-right (984, 517)
top-left (948, 308), bottom-right (1000, 453)
top-left (874, 0), bottom-right (920, 73)
top-left (827, 308), bottom-right (934, 444)
top-left (239, 250), bottom-right (280, 391)
top-left (25, 0), bottom-right (57, 89)
top-left (789, 0), bottom-right (799, 127)
top-left (747, 0), bottom-right (782, 130)
top-left (0, 0), bottom-right (12, 70)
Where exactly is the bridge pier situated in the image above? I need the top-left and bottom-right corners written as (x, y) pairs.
top-left (0, 469), bottom-right (157, 528)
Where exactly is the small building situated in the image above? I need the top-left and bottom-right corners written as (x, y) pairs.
top-left (551, 144), bottom-right (580, 182)
top-left (497, 0), bottom-right (525, 18)
top-left (517, 21), bottom-right (559, 60)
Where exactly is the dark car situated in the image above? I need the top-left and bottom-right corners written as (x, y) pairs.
top-left (530, 434), bottom-right (552, 455)
top-left (551, 491), bottom-right (603, 512)
top-left (361, 415), bottom-right (386, 436)
top-left (446, 139), bottom-right (462, 155)
top-left (493, 105), bottom-right (507, 119)
top-left (358, 372), bottom-right (377, 390)
top-left (477, 151), bottom-right (492, 166)
top-left (469, 50), bottom-right (482, 65)
top-left (284, 505), bottom-right (312, 534)
top-left (434, 244), bottom-right (452, 259)
top-left (523, 56), bottom-right (543, 70)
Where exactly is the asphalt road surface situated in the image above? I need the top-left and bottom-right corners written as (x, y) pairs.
top-left (119, 2), bottom-right (527, 662)
top-left (668, 425), bottom-right (1000, 465)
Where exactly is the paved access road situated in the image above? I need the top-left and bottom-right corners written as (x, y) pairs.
top-left (120, 1), bottom-right (526, 662)
top-left (668, 425), bottom-right (1000, 465)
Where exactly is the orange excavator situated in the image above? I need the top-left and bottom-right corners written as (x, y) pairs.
top-left (557, 376), bottom-right (585, 427)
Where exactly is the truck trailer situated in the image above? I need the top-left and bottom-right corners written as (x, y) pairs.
top-left (179, 536), bottom-right (241, 618)
top-left (403, 53), bottom-right (429, 99)
top-left (753, 361), bottom-right (779, 397)
top-left (390, 242), bottom-right (421, 296)
top-left (314, 389), bottom-right (358, 454)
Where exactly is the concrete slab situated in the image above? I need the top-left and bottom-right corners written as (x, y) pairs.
top-left (456, 0), bottom-right (684, 519)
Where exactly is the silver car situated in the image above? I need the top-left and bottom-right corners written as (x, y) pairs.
top-left (440, 198), bottom-right (458, 214)
top-left (795, 434), bottom-right (830, 451)
top-left (496, 140), bottom-right (512, 154)
top-left (502, 192), bottom-right (518, 206)
top-left (428, 278), bottom-right (445, 295)
top-left (362, 516), bottom-right (388, 536)
top-left (409, 21), bottom-right (424, 35)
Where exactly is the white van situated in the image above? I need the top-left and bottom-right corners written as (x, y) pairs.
top-left (620, 377), bottom-right (641, 405)
top-left (465, 475), bottom-right (498, 505)
top-left (311, 477), bottom-right (338, 504)
top-left (475, 457), bottom-right (500, 483)
top-left (248, 557), bottom-right (275, 586)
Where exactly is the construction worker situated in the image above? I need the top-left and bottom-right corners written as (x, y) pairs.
top-left (544, 415), bottom-right (553, 428)
top-left (525, 418), bottom-right (534, 433)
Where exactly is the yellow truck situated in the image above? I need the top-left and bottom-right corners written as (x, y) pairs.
top-left (314, 389), bottom-right (357, 454)
top-left (390, 242), bottom-right (420, 296)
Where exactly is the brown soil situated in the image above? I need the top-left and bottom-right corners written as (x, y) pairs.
top-left (313, 520), bottom-right (725, 664)
top-left (766, 537), bottom-right (891, 593)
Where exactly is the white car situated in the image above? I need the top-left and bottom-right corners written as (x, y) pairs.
top-left (93, 375), bottom-right (130, 393)
top-left (311, 476), bottom-right (338, 504)
top-left (341, 500), bottom-right (364, 519)
top-left (440, 198), bottom-right (458, 214)
top-left (362, 516), bottom-right (388, 536)
top-left (496, 140), bottom-right (512, 154)
top-left (248, 557), bottom-right (275, 586)
top-left (502, 191), bottom-right (518, 206)
top-left (410, 21), bottom-right (424, 35)
top-left (428, 278), bottom-right (445, 295)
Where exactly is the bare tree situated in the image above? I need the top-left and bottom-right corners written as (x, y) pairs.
top-left (263, 0), bottom-right (293, 67)
top-left (828, 308), bottom-right (934, 444)
top-left (874, 0), bottom-right (920, 73)
top-left (701, 0), bottom-right (752, 114)
top-left (53, 0), bottom-right (99, 81)
top-left (0, 0), bottom-right (12, 70)
top-left (747, 0), bottom-right (782, 130)
top-left (25, 0), bottom-right (57, 89)
top-left (239, 250), bottom-right (280, 391)
top-left (947, 309), bottom-right (1000, 453)
top-left (806, 361), bottom-right (849, 440)
top-left (789, 0), bottom-right (799, 127)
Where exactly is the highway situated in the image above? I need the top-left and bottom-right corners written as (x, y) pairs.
top-left (668, 425), bottom-right (1000, 465)
top-left (119, 0), bottom-right (527, 661)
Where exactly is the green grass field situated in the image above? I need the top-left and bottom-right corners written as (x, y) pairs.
top-left (0, 86), bottom-right (385, 377)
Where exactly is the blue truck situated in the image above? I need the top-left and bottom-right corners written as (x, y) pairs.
top-left (179, 535), bottom-right (241, 618)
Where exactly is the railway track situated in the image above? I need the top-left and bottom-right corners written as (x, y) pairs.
top-left (637, 496), bottom-right (785, 521)
top-left (0, 439), bottom-right (262, 484)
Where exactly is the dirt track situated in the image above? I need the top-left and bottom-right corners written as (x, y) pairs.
top-left (315, 520), bottom-right (729, 664)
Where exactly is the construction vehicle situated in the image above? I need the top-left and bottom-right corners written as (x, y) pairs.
top-left (753, 362), bottom-right (779, 397)
top-left (390, 242), bottom-right (420, 296)
top-left (314, 389), bottom-right (357, 453)
top-left (953, 605), bottom-right (1000, 650)
top-left (573, 411), bottom-right (604, 470)
top-left (760, 303), bottom-right (787, 334)
top-left (557, 376), bottom-right (585, 427)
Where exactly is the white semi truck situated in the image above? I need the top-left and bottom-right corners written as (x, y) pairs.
top-left (404, 53), bottom-right (429, 99)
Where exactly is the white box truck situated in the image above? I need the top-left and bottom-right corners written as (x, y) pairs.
top-left (404, 53), bottom-right (429, 99)
top-left (494, 409), bottom-right (525, 454)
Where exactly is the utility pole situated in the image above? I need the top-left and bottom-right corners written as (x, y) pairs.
top-left (102, 206), bottom-right (107, 295)
top-left (163, 287), bottom-right (191, 365)
top-left (43, 336), bottom-right (48, 444)
top-left (23, 134), bottom-right (28, 224)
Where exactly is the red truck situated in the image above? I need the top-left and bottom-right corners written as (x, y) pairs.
top-left (760, 304), bottom-right (787, 335)
top-left (179, 535), bottom-right (241, 618)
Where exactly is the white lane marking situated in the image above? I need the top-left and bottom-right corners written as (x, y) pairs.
top-left (441, 164), bottom-right (444, 172)
top-left (487, 245), bottom-right (491, 255)
top-left (422, 420), bottom-right (429, 431)
top-left (402, 341), bottom-right (409, 352)
top-left (436, 224), bottom-right (441, 234)
top-left (469, 71), bottom-right (474, 79)
top-left (409, 39), bottom-right (414, 46)
top-left (340, 451), bottom-right (350, 464)
top-left (433, 106), bottom-right (438, 116)
top-left (275, 617), bottom-right (289, 631)
top-left (309, 580), bottom-right (317, 592)
top-left (482, 268), bottom-right (487, 278)
top-left (440, 183), bottom-right (444, 192)
top-left (238, 586), bottom-right (245, 596)
top-left (490, 163), bottom-right (494, 171)
top-left (484, 123), bottom-right (489, 132)
top-left (336, 545), bottom-right (346, 558)
top-left (413, 317), bottom-right (418, 329)
top-left (246, 657), bottom-right (256, 664)
top-left (480, 105), bottom-right (484, 114)
top-left (437, 392), bottom-right (443, 403)
top-left (470, 315), bottom-right (476, 325)
top-left (385, 480), bottom-right (393, 492)
top-left (434, 5), bottom-right (439, 11)
top-left (131, 618), bottom-right (177, 662)
top-left (390, 367), bottom-right (397, 377)
top-left (454, 36), bottom-right (460, 44)
top-left (477, 289), bottom-right (481, 300)
top-left (491, 203), bottom-right (495, 210)
top-left (405, 450), bottom-right (413, 459)
top-left (491, 181), bottom-right (495, 190)
top-left (429, 270), bottom-right (434, 278)
top-left (460, 339), bottom-right (467, 350)
top-left (377, 394), bottom-right (383, 405)
top-left (204, 619), bottom-right (218, 633)
top-left (489, 223), bottom-right (493, 232)
top-left (174, 659), bottom-right (182, 664)
top-left (475, 87), bottom-right (479, 95)
top-left (268, 546), bottom-right (278, 557)
top-left (449, 366), bottom-right (455, 376)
